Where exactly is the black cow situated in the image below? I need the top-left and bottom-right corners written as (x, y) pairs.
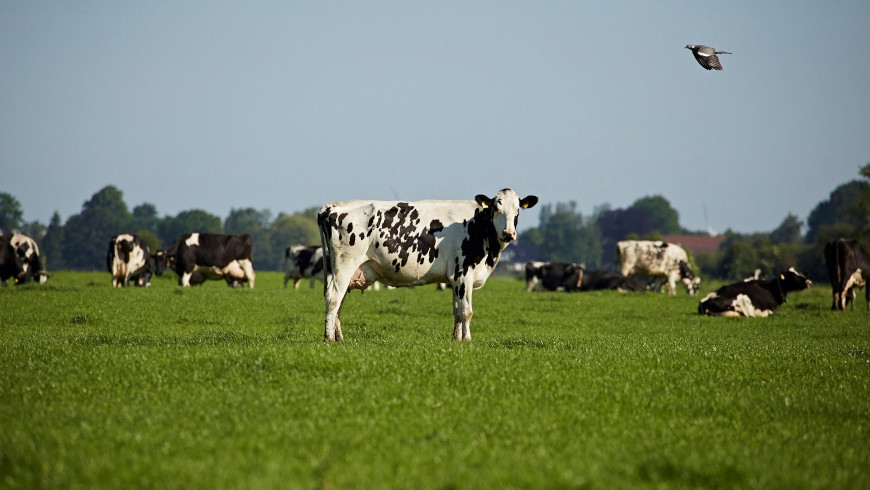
top-left (578, 270), bottom-right (649, 292)
top-left (524, 262), bottom-right (583, 292)
top-left (0, 235), bottom-right (27, 286)
top-left (283, 244), bottom-right (324, 289)
top-left (107, 233), bottom-right (153, 287)
top-left (156, 233), bottom-right (255, 288)
top-left (698, 267), bottom-right (812, 317)
top-left (825, 238), bottom-right (870, 311)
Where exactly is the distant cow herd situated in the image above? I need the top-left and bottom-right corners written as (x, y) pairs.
top-left (2, 188), bottom-right (867, 341)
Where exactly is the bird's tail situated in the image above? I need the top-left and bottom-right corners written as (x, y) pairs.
top-left (717, 50), bottom-right (732, 54)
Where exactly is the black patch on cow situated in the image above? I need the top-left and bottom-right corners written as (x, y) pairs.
top-left (455, 206), bottom-right (499, 281)
top-left (376, 203), bottom-right (441, 272)
top-left (349, 234), bottom-right (355, 246)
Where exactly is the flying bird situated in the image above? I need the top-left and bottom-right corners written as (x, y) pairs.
top-left (685, 44), bottom-right (732, 71)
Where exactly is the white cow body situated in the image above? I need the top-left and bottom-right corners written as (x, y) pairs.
top-left (617, 240), bottom-right (700, 295)
top-left (318, 189), bottom-right (537, 341)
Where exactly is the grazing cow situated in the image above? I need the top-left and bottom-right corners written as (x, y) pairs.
top-left (283, 244), bottom-right (324, 289)
top-left (6, 234), bottom-right (48, 284)
top-left (107, 234), bottom-right (153, 287)
top-left (156, 233), bottom-right (255, 288)
top-left (317, 189), bottom-right (537, 341)
top-left (825, 238), bottom-right (870, 311)
top-left (617, 240), bottom-right (700, 295)
top-left (524, 262), bottom-right (583, 292)
top-left (0, 235), bottom-right (27, 286)
top-left (698, 267), bottom-right (812, 317)
top-left (578, 270), bottom-right (649, 292)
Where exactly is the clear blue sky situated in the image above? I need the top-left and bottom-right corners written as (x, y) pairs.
top-left (2, 1), bottom-right (868, 234)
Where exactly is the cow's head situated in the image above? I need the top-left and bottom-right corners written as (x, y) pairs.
top-left (475, 189), bottom-right (538, 243)
top-left (152, 250), bottom-right (171, 276)
top-left (678, 261), bottom-right (701, 295)
top-left (779, 267), bottom-right (812, 293)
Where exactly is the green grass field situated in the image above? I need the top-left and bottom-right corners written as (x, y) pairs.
top-left (2, 271), bottom-right (869, 489)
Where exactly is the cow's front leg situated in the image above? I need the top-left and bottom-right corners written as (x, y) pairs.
top-left (181, 271), bottom-right (193, 287)
top-left (451, 282), bottom-right (473, 341)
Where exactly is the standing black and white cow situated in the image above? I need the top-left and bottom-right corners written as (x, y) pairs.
top-left (283, 244), bottom-right (324, 289)
top-left (6, 233), bottom-right (48, 284)
top-left (156, 233), bottom-right (255, 288)
top-left (825, 238), bottom-right (870, 311)
top-left (0, 235), bottom-right (26, 286)
top-left (317, 189), bottom-right (537, 341)
top-left (107, 234), bottom-right (153, 287)
top-left (617, 240), bottom-right (700, 295)
top-left (698, 268), bottom-right (812, 317)
top-left (524, 262), bottom-right (583, 292)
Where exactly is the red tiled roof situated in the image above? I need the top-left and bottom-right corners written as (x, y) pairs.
top-left (662, 235), bottom-right (725, 255)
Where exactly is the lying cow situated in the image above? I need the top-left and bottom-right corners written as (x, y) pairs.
top-left (156, 233), bottom-right (255, 288)
top-left (107, 234), bottom-right (153, 287)
top-left (318, 188), bottom-right (537, 341)
top-left (698, 267), bottom-right (812, 317)
top-left (524, 262), bottom-right (583, 292)
top-left (617, 240), bottom-right (700, 295)
top-left (578, 270), bottom-right (649, 292)
top-left (283, 244), bottom-right (324, 289)
top-left (824, 238), bottom-right (869, 311)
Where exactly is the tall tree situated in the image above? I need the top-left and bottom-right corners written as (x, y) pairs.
top-left (132, 203), bottom-right (161, 234)
top-left (805, 179), bottom-right (869, 243)
top-left (631, 195), bottom-right (681, 235)
top-left (157, 210), bottom-right (223, 246)
top-left (41, 212), bottom-right (65, 270)
top-left (62, 186), bottom-right (134, 270)
top-left (0, 192), bottom-right (24, 234)
top-left (225, 208), bottom-right (274, 269)
top-left (269, 212), bottom-right (320, 271)
top-left (770, 213), bottom-right (803, 244)
top-left (536, 202), bottom-right (602, 267)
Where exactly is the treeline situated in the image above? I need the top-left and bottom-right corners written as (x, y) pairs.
top-left (2, 164), bottom-right (868, 278)
top-left (511, 163), bottom-right (870, 281)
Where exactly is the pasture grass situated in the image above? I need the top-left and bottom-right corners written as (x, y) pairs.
top-left (1, 271), bottom-right (869, 489)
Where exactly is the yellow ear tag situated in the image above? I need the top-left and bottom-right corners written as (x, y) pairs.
top-left (780, 274), bottom-right (785, 280)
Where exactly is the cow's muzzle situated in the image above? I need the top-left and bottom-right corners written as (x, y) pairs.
top-left (501, 230), bottom-right (517, 243)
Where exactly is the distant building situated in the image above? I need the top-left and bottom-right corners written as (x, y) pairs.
top-left (662, 235), bottom-right (726, 256)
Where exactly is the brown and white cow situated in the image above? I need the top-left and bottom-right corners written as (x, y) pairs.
top-left (617, 240), bottom-right (700, 295)
top-left (825, 238), bottom-right (870, 311)
top-left (317, 189), bottom-right (537, 341)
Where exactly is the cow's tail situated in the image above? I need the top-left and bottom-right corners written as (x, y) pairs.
top-left (316, 205), bottom-right (335, 293)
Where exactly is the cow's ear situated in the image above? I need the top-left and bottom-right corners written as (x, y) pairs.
top-left (475, 195), bottom-right (492, 208)
top-left (520, 195), bottom-right (539, 209)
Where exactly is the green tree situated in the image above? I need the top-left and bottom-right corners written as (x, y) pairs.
top-left (269, 212), bottom-right (320, 270)
top-left (631, 195), bottom-right (681, 235)
top-left (0, 192), bottom-right (24, 233)
top-left (62, 186), bottom-right (134, 270)
top-left (770, 213), bottom-right (803, 244)
top-left (158, 210), bottom-right (223, 246)
top-left (805, 180), bottom-right (869, 243)
top-left (41, 212), bottom-right (65, 270)
top-left (132, 203), bottom-right (161, 234)
top-left (536, 202), bottom-right (602, 267)
top-left (225, 208), bottom-right (274, 269)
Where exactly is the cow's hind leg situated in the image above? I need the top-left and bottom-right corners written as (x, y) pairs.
top-left (324, 270), bottom-right (354, 342)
